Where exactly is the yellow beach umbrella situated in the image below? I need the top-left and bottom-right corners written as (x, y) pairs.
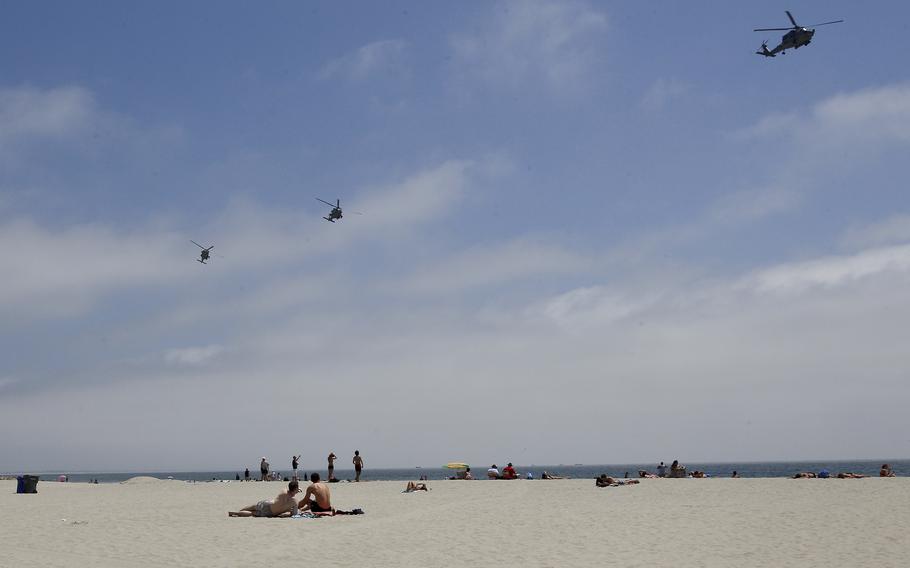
top-left (444, 462), bottom-right (469, 469)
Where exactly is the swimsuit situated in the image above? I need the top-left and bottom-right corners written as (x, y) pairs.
top-left (254, 501), bottom-right (275, 517)
top-left (307, 499), bottom-right (332, 513)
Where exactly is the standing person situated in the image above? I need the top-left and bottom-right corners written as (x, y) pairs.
top-left (353, 450), bottom-right (364, 482)
top-left (260, 457), bottom-right (270, 481)
top-left (327, 452), bottom-right (337, 481)
top-left (244, 468), bottom-right (250, 482)
top-left (292, 455), bottom-right (301, 481)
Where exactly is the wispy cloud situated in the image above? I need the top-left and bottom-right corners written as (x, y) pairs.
top-left (744, 243), bottom-right (910, 295)
top-left (319, 39), bottom-right (409, 82)
top-left (841, 214), bottom-right (910, 250)
top-left (737, 83), bottom-right (910, 148)
top-left (0, 219), bottom-right (188, 318)
top-left (450, 0), bottom-right (607, 96)
top-left (164, 345), bottom-right (224, 366)
top-left (398, 237), bottom-right (587, 294)
top-left (640, 78), bottom-right (689, 111)
top-left (0, 85), bottom-right (95, 143)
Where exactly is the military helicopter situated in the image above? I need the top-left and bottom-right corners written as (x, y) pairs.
top-left (754, 11), bottom-right (843, 57)
top-left (190, 240), bottom-right (216, 264)
top-left (316, 198), bottom-right (343, 223)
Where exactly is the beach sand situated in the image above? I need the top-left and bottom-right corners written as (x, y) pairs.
top-left (1, 477), bottom-right (907, 567)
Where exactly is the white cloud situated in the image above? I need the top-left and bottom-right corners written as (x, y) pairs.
top-left (6, 234), bottom-right (910, 470)
top-left (0, 85), bottom-right (95, 143)
top-left (354, 160), bottom-right (472, 229)
top-left (841, 214), bottom-right (910, 249)
top-left (738, 83), bottom-right (910, 147)
top-left (164, 345), bottom-right (224, 366)
top-left (708, 186), bottom-right (801, 224)
top-left (451, 0), bottom-right (607, 95)
top-left (640, 78), bottom-right (688, 111)
top-left (319, 39), bottom-right (408, 82)
top-left (0, 219), bottom-right (188, 318)
top-left (399, 237), bottom-right (586, 294)
top-left (744, 243), bottom-right (910, 295)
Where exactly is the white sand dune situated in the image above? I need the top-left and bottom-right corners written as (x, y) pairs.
top-left (1, 478), bottom-right (908, 567)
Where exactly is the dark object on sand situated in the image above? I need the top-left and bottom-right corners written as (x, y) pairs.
top-left (16, 475), bottom-right (40, 494)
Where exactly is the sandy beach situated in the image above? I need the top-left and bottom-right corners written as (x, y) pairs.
top-left (1, 477), bottom-right (908, 567)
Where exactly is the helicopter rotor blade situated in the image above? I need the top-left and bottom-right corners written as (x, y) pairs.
top-left (808, 19), bottom-right (844, 27)
top-left (754, 27), bottom-right (791, 32)
top-left (190, 240), bottom-right (206, 249)
top-left (316, 197), bottom-right (336, 208)
top-left (205, 246), bottom-right (214, 251)
top-left (786, 10), bottom-right (798, 27)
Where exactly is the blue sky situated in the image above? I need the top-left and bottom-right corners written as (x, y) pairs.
top-left (2, 0), bottom-right (910, 472)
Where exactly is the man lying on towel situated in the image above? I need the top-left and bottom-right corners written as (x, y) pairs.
top-left (299, 472), bottom-right (335, 515)
top-left (229, 481), bottom-right (301, 517)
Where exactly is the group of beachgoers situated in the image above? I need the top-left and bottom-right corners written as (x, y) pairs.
top-left (241, 451), bottom-right (365, 485)
top-left (229, 473), bottom-right (341, 518)
top-left (792, 464), bottom-right (897, 479)
top-left (448, 463), bottom-right (549, 480)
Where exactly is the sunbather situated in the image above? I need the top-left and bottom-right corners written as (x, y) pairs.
top-left (228, 481), bottom-right (300, 517)
top-left (403, 481), bottom-right (429, 492)
top-left (596, 474), bottom-right (640, 487)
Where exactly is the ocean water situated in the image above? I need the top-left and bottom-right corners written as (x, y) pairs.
top-left (11, 459), bottom-right (908, 484)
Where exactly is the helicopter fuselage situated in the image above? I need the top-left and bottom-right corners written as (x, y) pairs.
top-left (761, 28), bottom-right (814, 56)
top-left (780, 27), bottom-right (814, 49)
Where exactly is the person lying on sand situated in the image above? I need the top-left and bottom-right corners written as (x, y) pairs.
top-left (403, 481), bottom-right (429, 492)
top-left (638, 470), bottom-right (658, 478)
top-left (541, 471), bottom-right (564, 480)
top-left (299, 472), bottom-right (334, 515)
top-left (596, 475), bottom-right (640, 487)
top-left (837, 472), bottom-right (866, 479)
top-left (228, 480), bottom-right (300, 517)
top-left (792, 472), bottom-right (817, 479)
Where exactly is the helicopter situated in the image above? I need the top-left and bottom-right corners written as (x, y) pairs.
top-left (754, 11), bottom-right (843, 57)
top-left (190, 240), bottom-right (215, 264)
top-left (316, 198), bottom-right (343, 223)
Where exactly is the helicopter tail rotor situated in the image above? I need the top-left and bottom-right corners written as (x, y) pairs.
top-left (755, 41), bottom-right (775, 57)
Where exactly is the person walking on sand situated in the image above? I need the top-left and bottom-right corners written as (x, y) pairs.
top-left (353, 450), bottom-right (364, 482)
top-left (244, 468), bottom-right (250, 482)
top-left (327, 452), bottom-right (337, 481)
top-left (228, 480), bottom-right (301, 517)
top-left (292, 454), bottom-right (301, 481)
top-left (260, 457), bottom-right (270, 481)
top-left (299, 472), bottom-right (334, 514)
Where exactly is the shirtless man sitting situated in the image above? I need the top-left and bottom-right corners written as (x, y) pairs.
top-left (228, 480), bottom-right (300, 517)
top-left (299, 472), bottom-right (334, 515)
